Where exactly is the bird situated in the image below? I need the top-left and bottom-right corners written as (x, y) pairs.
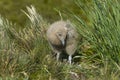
top-left (46, 20), bottom-right (78, 64)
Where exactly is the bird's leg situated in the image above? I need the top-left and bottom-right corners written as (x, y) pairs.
top-left (68, 55), bottom-right (72, 64)
top-left (56, 52), bottom-right (60, 61)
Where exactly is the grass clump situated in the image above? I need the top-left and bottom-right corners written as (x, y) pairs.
top-left (71, 0), bottom-right (120, 79)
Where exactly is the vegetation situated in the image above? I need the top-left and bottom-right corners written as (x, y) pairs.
top-left (0, 0), bottom-right (79, 27)
top-left (0, 0), bottom-right (120, 80)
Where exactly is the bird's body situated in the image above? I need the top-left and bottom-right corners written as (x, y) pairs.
top-left (47, 20), bottom-right (78, 64)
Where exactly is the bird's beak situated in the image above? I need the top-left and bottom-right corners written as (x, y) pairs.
top-left (61, 39), bottom-right (65, 46)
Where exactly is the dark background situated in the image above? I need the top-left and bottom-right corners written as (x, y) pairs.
top-left (0, 0), bottom-right (85, 27)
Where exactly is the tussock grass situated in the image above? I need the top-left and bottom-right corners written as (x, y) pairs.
top-left (0, 0), bottom-right (120, 80)
top-left (71, 0), bottom-right (120, 79)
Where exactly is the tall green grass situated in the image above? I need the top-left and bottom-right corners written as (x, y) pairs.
top-left (0, 0), bottom-right (120, 80)
top-left (72, 0), bottom-right (120, 79)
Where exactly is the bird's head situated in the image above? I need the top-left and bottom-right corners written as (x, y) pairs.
top-left (56, 27), bottom-right (67, 46)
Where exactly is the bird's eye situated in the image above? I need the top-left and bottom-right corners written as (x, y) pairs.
top-left (58, 33), bottom-right (62, 36)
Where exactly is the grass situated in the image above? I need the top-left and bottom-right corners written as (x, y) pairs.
top-left (0, 0), bottom-right (120, 80)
